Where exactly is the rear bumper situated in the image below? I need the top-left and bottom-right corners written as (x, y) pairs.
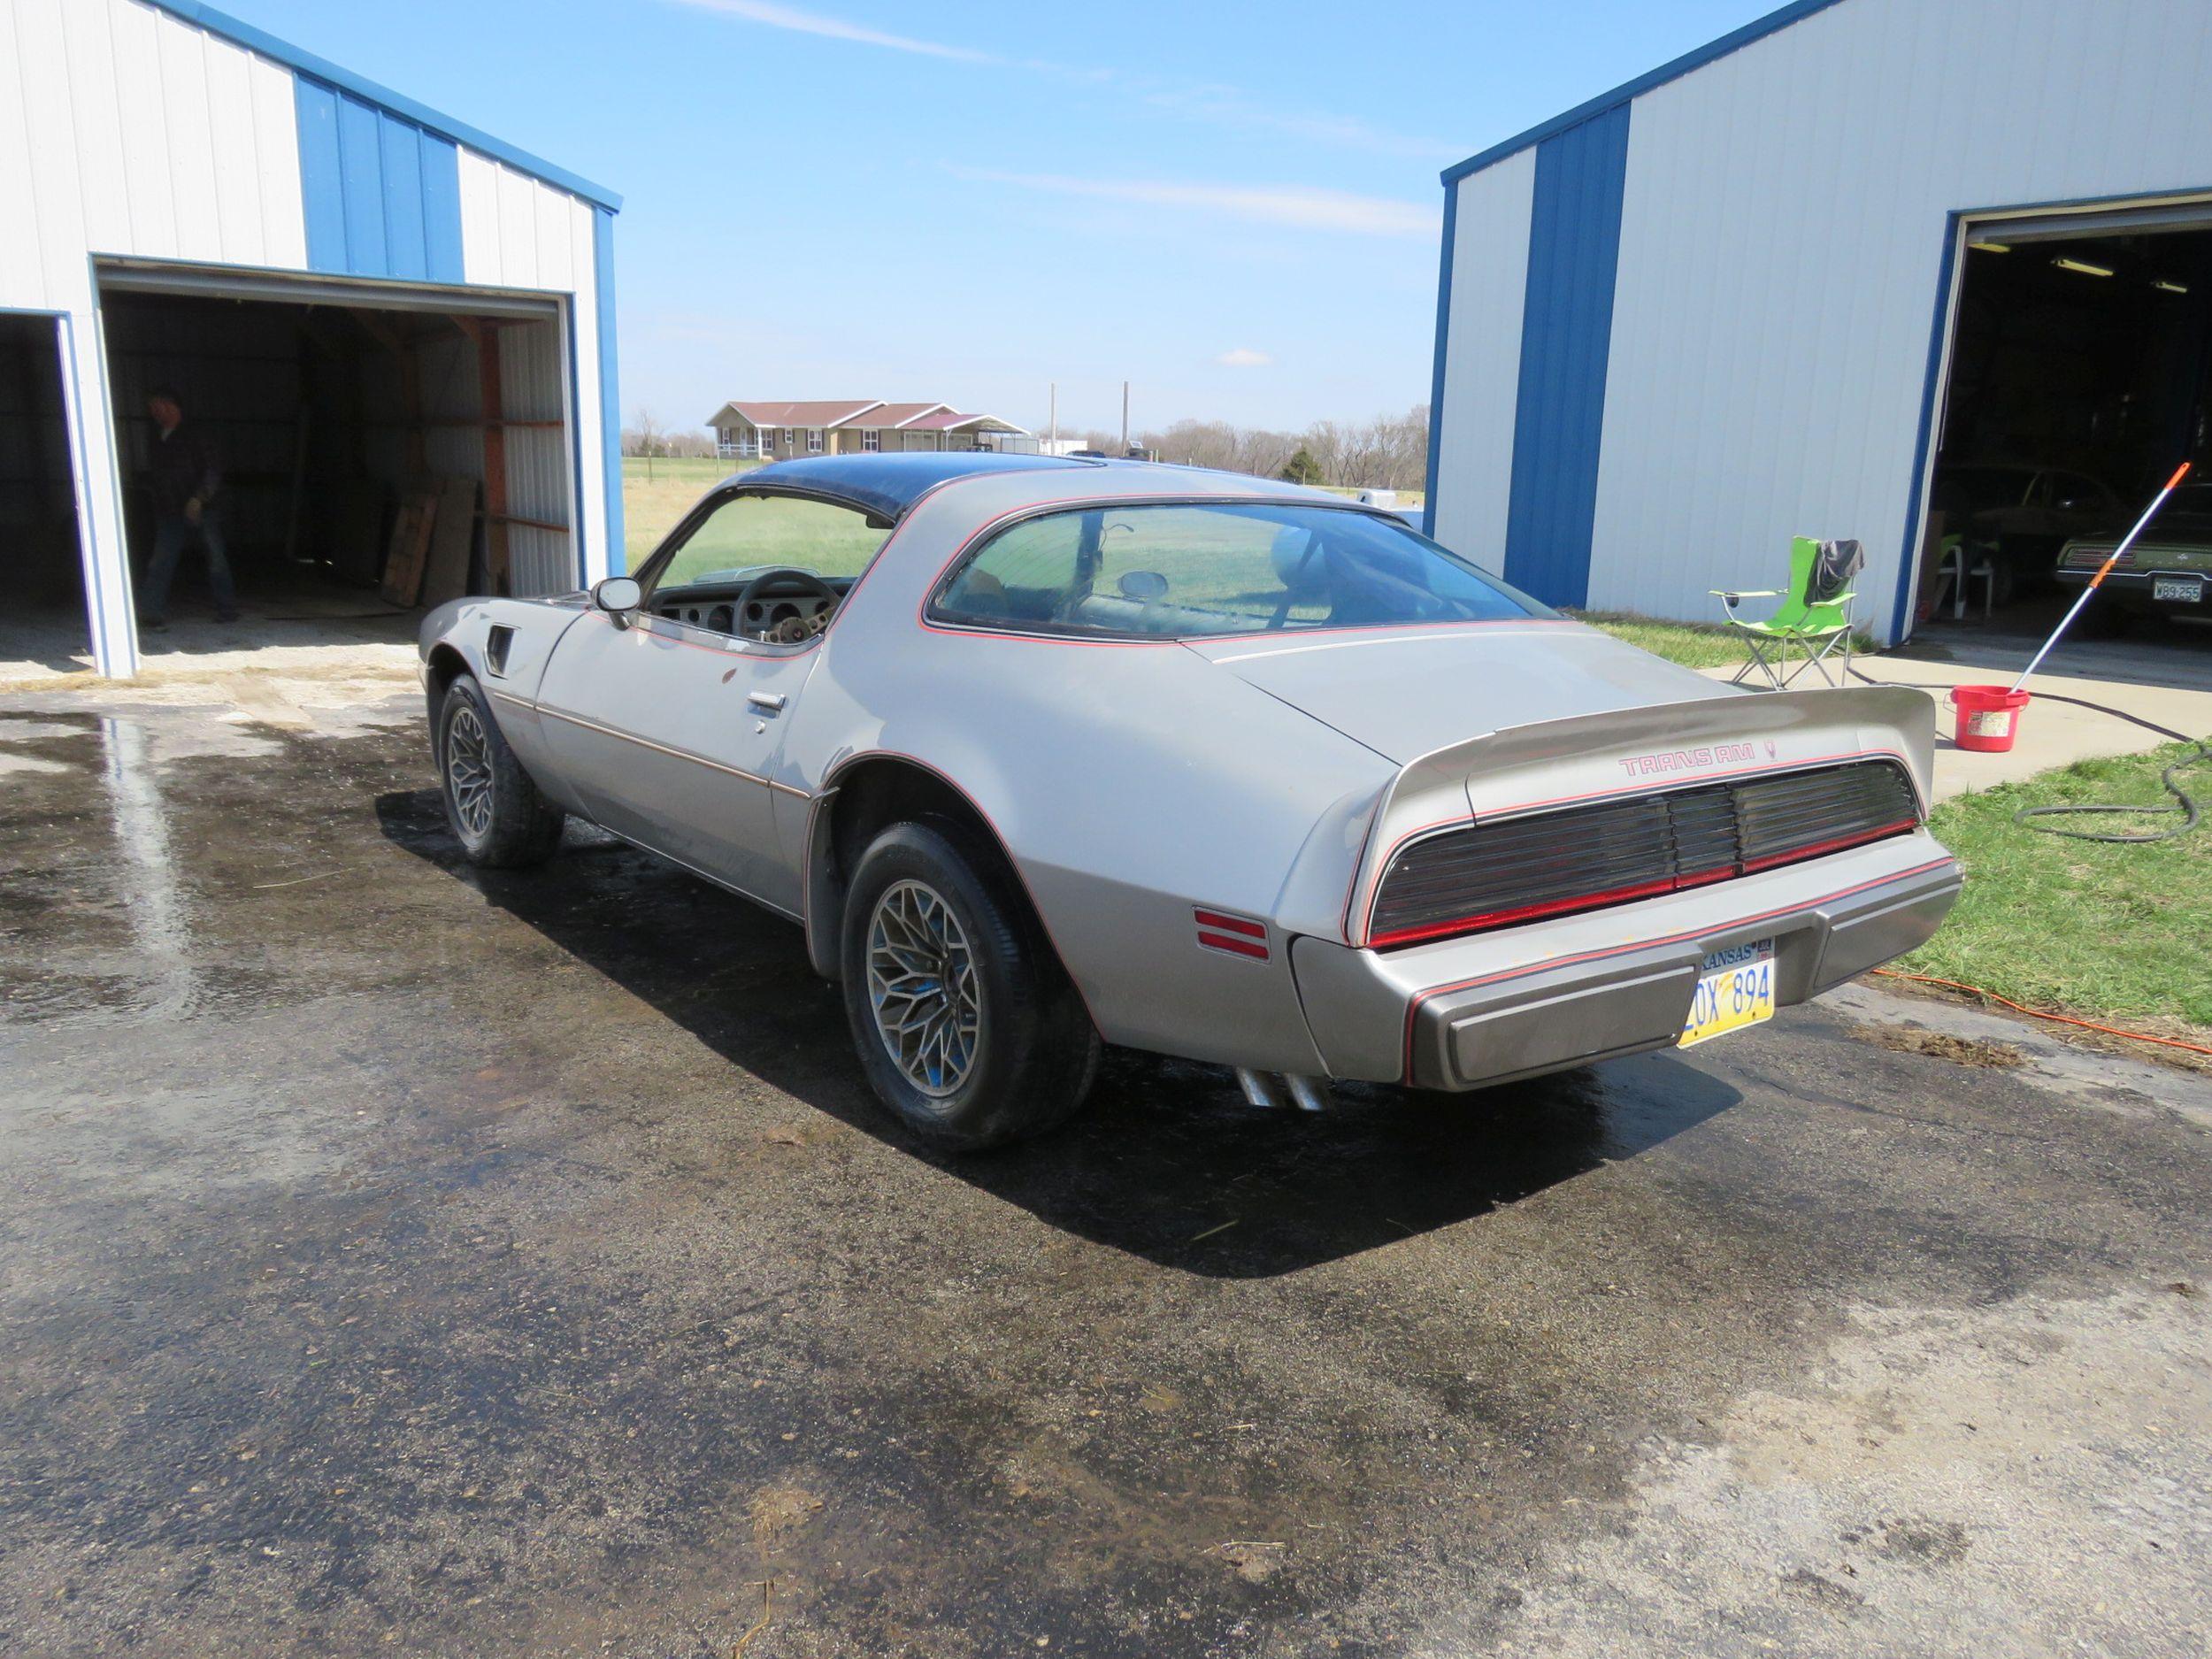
top-left (2054, 567), bottom-right (2208, 603)
top-left (1290, 833), bottom-right (1961, 1088)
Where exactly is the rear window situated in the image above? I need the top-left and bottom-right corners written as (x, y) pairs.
top-left (929, 501), bottom-right (1551, 639)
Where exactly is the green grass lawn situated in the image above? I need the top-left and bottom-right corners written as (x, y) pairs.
top-left (623, 456), bottom-right (748, 565)
top-left (1901, 741), bottom-right (2212, 1031)
top-left (1573, 608), bottom-right (1880, 672)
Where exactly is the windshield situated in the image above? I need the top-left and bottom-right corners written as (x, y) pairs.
top-left (651, 491), bottom-right (889, 594)
top-left (929, 502), bottom-right (1552, 638)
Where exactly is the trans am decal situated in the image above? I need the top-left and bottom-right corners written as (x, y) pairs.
top-left (1617, 741), bottom-right (1761, 779)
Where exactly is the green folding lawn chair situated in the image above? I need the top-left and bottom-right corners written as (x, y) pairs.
top-left (1711, 536), bottom-right (1863, 688)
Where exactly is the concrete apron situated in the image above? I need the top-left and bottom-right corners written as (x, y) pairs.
top-left (1702, 655), bottom-right (2212, 803)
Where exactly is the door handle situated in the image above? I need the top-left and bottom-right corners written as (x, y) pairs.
top-left (747, 691), bottom-right (787, 713)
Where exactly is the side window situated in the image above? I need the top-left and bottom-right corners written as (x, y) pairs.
top-left (650, 493), bottom-right (888, 599)
top-left (933, 503), bottom-right (1548, 636)
top-left (939, 514), bottom-right (1082, 623)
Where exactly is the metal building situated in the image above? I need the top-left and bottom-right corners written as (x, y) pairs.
top-left (1426, 0), bottom-right (2212, 647)
top-left (1, 0), bottom-right (622, 677)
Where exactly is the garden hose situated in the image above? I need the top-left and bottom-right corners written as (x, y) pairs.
top-left (1846, 664), bottom-right (2210, 845)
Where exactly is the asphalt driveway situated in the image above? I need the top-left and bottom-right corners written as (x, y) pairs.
top-left (2, 687), bottom-right (2207, 1657)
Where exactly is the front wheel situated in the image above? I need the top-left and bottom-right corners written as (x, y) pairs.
top-left (840, 821), bottom-right (1099, 1149)
top-left (437, 674), bottom-right (565, 868)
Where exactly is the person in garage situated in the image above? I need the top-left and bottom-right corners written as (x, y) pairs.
top-left (138, 386), bottom-right (236, 631)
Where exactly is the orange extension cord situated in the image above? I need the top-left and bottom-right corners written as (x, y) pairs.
top-left (1871, 969), bottom-right (2212, 1058)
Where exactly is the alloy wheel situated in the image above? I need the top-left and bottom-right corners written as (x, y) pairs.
top-left (445, 703), bottom-right (495, 841)
top-left (865, 878), bottom-right (984, 1096)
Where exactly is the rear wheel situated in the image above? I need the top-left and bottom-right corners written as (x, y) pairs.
top-left (840, 820), bottom-right (1099, 1149)
top-left (437, 674), bottom-right (565, 868)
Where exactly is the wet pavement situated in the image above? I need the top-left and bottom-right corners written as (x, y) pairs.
top-left (2, 689), bottom-right (2208, 1658)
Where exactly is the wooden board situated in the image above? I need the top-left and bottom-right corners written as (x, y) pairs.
top-left (419, 476), bottom-right (480, 609)
top-left (378, 493), bottom-right (438, 607)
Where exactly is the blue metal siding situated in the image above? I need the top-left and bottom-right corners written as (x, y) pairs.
top-left (419, 136), bottom-right (465, 284)
top-left (295, 75), bottom-right (465, 283)
top-left (153, 1), bottom-right (620, 209)
top-left (293, 78), bottom-right (347, 271)
top-left (1421, 184), bottom-right (1457, 538)
top-left (377, 118), bottom-right (426, 277)
top-left (594, 207), bottom-right (626, 575)
top-left (1502, 106), bottom-right (1632, 608)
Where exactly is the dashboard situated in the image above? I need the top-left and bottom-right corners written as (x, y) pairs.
top-left (649, 572), bottom-right (855, 644)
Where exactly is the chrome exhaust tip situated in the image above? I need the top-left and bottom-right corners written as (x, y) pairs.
top-left (1281, 1073), bottom-right (1333, 1113)
top-left (1234, 1067), bottom-right (1286, 1110)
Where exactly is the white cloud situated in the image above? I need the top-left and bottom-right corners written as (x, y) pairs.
top-left (953, 168), bottom-right (1438, 238)
top-left (667, 0), bottom-right (999, 63)
top-left (1216, 348), bottom-right (1271, 368)
top-left (667, 4), bottom-right (1456, 162)
top-left (1143, 84), bottom-right (1459, 162)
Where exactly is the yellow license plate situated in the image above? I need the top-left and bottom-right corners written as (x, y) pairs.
top-left (1680, 941), bottom-right (1776, 1048)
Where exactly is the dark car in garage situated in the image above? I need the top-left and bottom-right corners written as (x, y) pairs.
top-left (1932, 462), bottom-right (2122, 601)
top-left (2055, 481), bottom-right (2212, 628)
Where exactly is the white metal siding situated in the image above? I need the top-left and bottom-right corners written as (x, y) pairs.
top-left (1431, 149), bottom-right (1535, 574)
top-left (499, 317), bottom-right (576, 596)
top-left (457, 149), bottom-right (611, 586)
top-left (1, 0), bottom-right (306, 310)
top-left (1440, 0), bottom-right (2212, 640)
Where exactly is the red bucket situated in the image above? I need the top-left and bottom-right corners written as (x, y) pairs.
top-left (1952, 684), bottom-right (2031, 752)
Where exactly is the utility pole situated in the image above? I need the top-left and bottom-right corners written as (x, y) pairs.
top-left (1120, 380), bottom-right (1129, 455)
top-left (1048, 382), bottom-right (1057, 449)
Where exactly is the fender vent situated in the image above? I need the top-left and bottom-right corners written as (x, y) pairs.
top-left (1369, 760), bottom-right (1919, 949)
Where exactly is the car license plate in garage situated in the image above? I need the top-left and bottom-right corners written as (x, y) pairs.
top-left (2153, 576), bottom-right (2203, 603)
top-left (1681, 940), bottom-right (1776, 1048)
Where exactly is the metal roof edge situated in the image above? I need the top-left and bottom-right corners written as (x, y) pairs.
top-left (148, 0), bottom-right (623, 211)
top-left (1440, 0), bottom-right (1848, 186)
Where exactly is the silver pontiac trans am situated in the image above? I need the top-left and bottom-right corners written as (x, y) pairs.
top-left (419, 454), bottom-right (1961, 1148)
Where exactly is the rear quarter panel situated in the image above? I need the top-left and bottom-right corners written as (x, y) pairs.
top-left (787, 630), bottom-right (1391, 1072)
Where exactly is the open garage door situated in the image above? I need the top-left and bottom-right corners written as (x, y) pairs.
top-left (87, 263), bottom-right (580, 660)
top-left (0, 314), bottom-right (86, 672)
top-left (1913, 198), bottom-right (2212, 674)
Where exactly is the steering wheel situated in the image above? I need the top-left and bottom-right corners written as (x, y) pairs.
top-left (733, 566), bottom-right (839, 634)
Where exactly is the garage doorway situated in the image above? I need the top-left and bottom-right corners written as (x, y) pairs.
top-left (0, 314), bottom-right (88, 675)
top-left (93, 265), bottom-right (579, 664)
top-left (1913, 200), bottom-right (2212, 680)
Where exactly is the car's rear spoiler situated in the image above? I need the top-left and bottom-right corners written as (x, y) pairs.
top-left (1334, 685), bottom-right (1939, 948)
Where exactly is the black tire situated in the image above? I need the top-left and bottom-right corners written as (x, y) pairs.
top-left (839, 820), bottom-right (1100, 1149)
top-left (436, 674), bottom-right (565, 868)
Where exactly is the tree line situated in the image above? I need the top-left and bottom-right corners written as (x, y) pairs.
top-left (623, 403), bottom-right (1431, 493)
top-left (1073, 405), bottom-right (1430, 492)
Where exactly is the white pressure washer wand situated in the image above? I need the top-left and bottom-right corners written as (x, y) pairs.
top-left (2008, 460), bottom-right (2193, 693)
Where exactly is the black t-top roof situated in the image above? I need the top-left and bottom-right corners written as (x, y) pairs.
top-left (733, 452), bottom-right (1100, 522)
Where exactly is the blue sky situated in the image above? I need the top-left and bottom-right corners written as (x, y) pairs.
top-left (242, 0), bottom-right (1774, 437)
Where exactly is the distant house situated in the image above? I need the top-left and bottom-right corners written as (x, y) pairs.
top-left (705, 400), bottom-right (1033, 459)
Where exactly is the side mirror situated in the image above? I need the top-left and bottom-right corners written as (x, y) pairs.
top-left (592, 576), bottom-right (642, 625)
